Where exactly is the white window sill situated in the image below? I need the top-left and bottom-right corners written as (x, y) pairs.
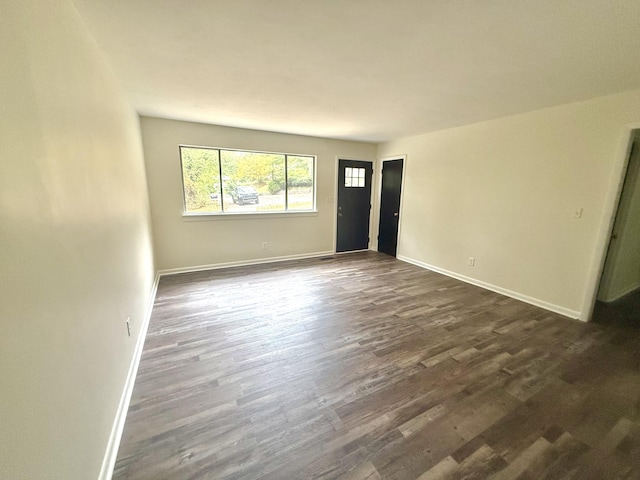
top-left (182, 210), bottom-right (319, 222)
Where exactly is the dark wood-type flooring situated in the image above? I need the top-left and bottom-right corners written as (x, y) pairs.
top-left (593, 287), bottom-right (640, 326)
top-left (114, 252), bottom-right (640, 480)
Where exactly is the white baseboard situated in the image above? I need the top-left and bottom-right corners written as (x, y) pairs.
top-left (98, 272), bottom-right (160, 480)
top-left (397, 255), bottom-right (581, 320)
top-left (158, 250), bottom-right (335, 276)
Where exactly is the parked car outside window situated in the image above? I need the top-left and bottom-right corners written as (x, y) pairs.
top-left (231, 186), bottom-right (259, 205)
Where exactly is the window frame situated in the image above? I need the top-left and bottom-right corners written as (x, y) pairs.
top-left (179, 144), bottom-right (317, 217)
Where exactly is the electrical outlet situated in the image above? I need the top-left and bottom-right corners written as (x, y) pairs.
top-left (262, 242), bottom-right (268, 250)
top-left (468, 257), bottom-right (475, 266)
top-left (126, 317), bottom-right (132, 337)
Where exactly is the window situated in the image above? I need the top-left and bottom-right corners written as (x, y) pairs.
top-left (180, 146), bottom-right (315, 214)
top-left (345, 167), bottom-right (365, 187)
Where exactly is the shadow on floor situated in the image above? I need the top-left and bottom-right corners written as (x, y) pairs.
top-left (593, 287), bottom-right (640, 327)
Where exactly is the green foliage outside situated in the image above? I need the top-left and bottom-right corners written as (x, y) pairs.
top-left (287, 156), bottom-right (314, 188)
top-left (181, 147), bottom-right (314, 212)
top-left (221, 150), bottom-right (286, 196)
top-left (180, 147), bottom-right (221, 212)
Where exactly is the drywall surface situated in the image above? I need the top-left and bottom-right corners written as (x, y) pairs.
top-left (0, 1), bottom-right (155, 479)
top-left (141, 117), bottom-right (376, 271)
top-left (598, 135), bottom-right (640, 302)
top-left (377, 90), bottom-right (640, 317)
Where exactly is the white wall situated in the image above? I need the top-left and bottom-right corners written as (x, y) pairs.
top-left (598, 134), bottom-right (640, 302)
top-left (0, 1), bottom-right (155, 479)
top-left (141, 117), bottom-right (377, 271)
top-left (377, 90), bottom-right (640, 319)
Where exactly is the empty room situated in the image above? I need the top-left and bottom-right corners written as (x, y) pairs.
top-left (3, 1), bottom-right (640, 479)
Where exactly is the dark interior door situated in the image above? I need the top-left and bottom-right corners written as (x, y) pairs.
top-left (378, 159), bottom-right (404, 256)
top-left (336, 159), bottom-right (373, 252)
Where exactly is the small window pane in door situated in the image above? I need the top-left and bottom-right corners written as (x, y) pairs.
top-left (345, 167), bottom-right (366, 188)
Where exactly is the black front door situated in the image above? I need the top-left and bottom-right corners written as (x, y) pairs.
top-left (336, 159), bottom-right (373, 252)
top-left (378, 159), bottom-right (403, 256)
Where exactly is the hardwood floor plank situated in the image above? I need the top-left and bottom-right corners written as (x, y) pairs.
top-left (488, 437), bottom-right (551, 480)
top-left (415, 456), bottom-right (459, 480)
top-left (336, 461), bottom-right (381, 480)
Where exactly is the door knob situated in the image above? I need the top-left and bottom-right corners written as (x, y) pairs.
top-left (393, 212), bottom-right (398, 217)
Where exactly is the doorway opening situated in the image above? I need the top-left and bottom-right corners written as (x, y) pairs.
top-left (592, 130), bottom-right (640, 325)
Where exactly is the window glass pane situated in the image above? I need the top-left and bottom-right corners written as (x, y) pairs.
top-left (345, 167), bottom-right (353, 187)
top-left (357, 168), bottom-right (365, 178)
top-left (220, 150), bottom-right (285, 212)
top-left (180, 147), bottom-right (221, 213)
top-left (358, 177), bottom-right (365, 187)
top-left (287, 155), bottom-right (314, 210)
